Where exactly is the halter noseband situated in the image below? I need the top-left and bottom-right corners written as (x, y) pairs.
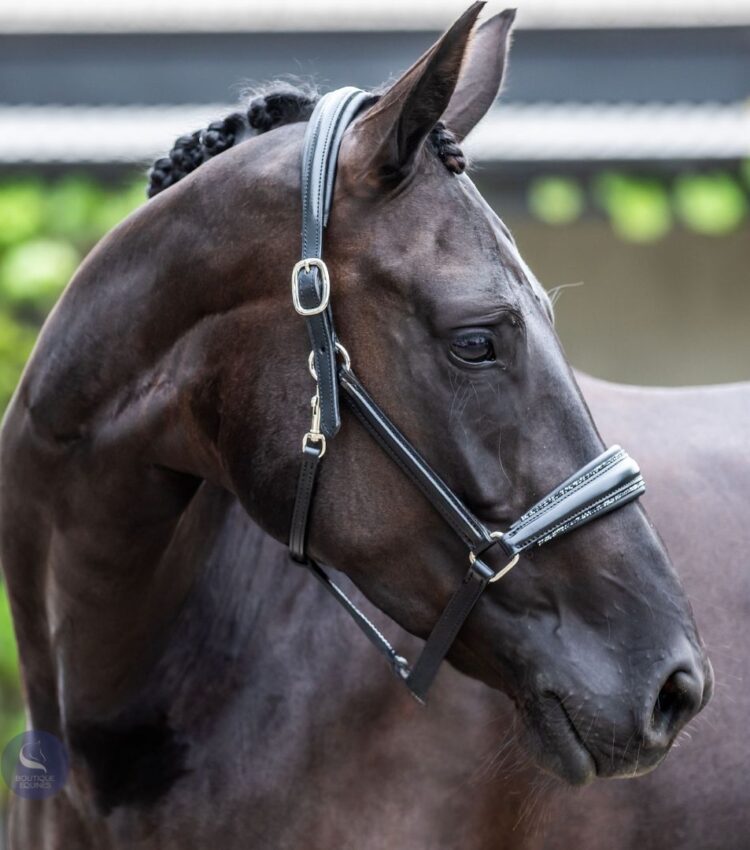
top-left (288, 88), bottom-right (645, 704)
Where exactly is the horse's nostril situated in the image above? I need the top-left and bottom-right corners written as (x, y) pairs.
top-left (650, 669), bottom-right (702, 741)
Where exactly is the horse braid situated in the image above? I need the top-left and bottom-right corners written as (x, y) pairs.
top-left (429, 121), bottom-right (467, 174)
top-left (147, 87), bottom-right (319, 198)
top-left (247, 89), bottom-right (317, 133)
top-left (148, 113), bottom-right (248, 198)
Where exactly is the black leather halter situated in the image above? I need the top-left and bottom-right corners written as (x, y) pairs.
top-left (288, 88), bottom-right (646, 704)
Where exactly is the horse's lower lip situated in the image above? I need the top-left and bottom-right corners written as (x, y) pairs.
top-left (540, 695), bottom-right (598, 786)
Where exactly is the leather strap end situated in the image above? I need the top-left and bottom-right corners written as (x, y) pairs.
top-left (405, 564), bottom-right (490, 704)
top-left (311, 343), bottom-right (341, 439)
top-left (289, 441), bottom-right (325, 561)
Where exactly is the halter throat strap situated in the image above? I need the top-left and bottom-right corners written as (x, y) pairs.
top-left (288, 88), bottom-right (645, 704)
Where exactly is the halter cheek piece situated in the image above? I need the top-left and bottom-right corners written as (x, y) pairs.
top-left (288, 88), bottom-right (645, 704)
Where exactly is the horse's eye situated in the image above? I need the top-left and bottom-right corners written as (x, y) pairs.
top-left (449, 332), bottom-right (495, 365)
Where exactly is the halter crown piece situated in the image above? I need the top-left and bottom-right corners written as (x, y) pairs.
top-left (288, 88), bottom-right (646, 704)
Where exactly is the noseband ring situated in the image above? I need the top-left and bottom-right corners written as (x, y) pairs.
top-left (469, 532), bottom-right (520, 582)
top-left (287, 88), bottom-right (646, 704)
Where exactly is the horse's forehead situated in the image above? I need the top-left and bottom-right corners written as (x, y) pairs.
top-left (361, 172), bottom-right (506, 265)
top-left (441, 173), bottom-right (555, 317)
top-left (344, 187), bottom-right (534, 316)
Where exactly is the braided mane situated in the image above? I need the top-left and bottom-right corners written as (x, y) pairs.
top-left (147, 83), bottom-right (466, 198)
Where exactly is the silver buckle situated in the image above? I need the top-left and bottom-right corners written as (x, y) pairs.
top-left (291, 258), bottom-right (330, 316)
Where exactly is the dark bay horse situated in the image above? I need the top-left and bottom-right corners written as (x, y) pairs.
top-left (0, 5), bottom-right (717, 847)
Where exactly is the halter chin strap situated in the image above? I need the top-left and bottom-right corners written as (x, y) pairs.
top-left (288, 88), bottom-right (646, 704)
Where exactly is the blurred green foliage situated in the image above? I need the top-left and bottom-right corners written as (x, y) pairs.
top-left (528, 167), bottom-right (750, 242)
top-left (528, 176), bottom-right (585, 226)
top-left (594, 174), bottom-right (673, 243)
top-left (673, 173), bottom-right (748, 236)
top-left (0, 172), bottom-right (144, 807)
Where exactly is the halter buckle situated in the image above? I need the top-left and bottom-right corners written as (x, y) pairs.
top-left (469, 531), bottom-right (520, 583)
top-left (292, 258), bottom-right (330, 316)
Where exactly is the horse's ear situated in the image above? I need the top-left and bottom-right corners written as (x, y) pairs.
top-left (441, 8), bottom-right (516, 142)
top-left (350, 2), bottom-right (484, 185)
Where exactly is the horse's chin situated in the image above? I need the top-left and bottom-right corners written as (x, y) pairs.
top-left (520, 694), bottom-right (681, 785)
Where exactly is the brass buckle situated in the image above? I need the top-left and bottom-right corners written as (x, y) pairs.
top-left (292, 258), bottom-right (330, 316)
top-left (469, 531), bottom-right (520, 583)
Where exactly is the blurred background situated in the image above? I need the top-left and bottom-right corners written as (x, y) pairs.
top-left (0, 0), bottom-right (748, 834)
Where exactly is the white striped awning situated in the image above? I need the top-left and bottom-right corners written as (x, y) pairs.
top-left (0, 102), bottom-right (747, 165)
top-left (465, 102), bottom-right (750, 162)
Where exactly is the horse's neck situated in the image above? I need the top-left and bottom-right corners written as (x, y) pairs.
top-left (79, 484), bottom-right (291, 726)
top-left (0, 166), bottom-right (283, 729)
